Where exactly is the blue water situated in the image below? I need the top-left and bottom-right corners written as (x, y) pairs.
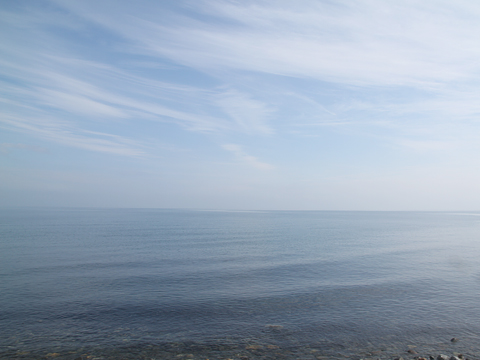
top-left (1, 209), bottom-right (480, 358)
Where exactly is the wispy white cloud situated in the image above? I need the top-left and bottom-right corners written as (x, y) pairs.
top-left (222, 143), bottom-right (274, 170)
top-left (1, 46), bottom-right (268, 157)
top-left (215, 89), bottom-right (273, 135)
top-left (1, 114), bottom-right (145, 157)
top-left (37, 88), bottom-right (128, 118)
top-left (4, 0), bottom-right (480, 209)
top-left (40, 0), bottom-right (480, 144)
top-left (59, 0), bottom-right (480, 87)
top-left (3, 1), bottom-right (480, 158)
top-left (1, 56), bottom-right (230, 130)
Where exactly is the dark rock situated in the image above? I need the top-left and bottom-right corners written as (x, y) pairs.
top-left (407, 349), bottom-right (417, 354)
top-left (451, 338), bottom-right (459, 343)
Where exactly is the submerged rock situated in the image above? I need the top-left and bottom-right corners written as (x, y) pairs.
top-left (245, 344), bottom-right (263, 350)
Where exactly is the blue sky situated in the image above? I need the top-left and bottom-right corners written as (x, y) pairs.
top-left (2, 0), bottom-right (480, 210)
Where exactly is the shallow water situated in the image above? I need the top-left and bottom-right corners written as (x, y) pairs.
top-left (1, 209), bottom-right (480, 359)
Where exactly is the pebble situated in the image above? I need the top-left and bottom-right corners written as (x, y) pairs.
top-left (46, 353), bottom-right (61, 358)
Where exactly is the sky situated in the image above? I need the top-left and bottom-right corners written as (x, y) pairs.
top-left (1, 0), bottom-right (480, 210)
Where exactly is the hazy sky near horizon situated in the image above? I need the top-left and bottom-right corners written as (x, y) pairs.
top-left (2, 0), bottom-right (480, 210)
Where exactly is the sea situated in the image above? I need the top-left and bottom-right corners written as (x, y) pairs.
top-left (1, 209), bottom-right (480, 359)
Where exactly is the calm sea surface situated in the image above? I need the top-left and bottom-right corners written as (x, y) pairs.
top-left (1, 209), bottom-right (480, 359)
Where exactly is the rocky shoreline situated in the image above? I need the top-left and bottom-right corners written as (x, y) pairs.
top-left (2, 332), bottom-right (476, 360)
top-left (2, 340), bottom-right (478, 360)
top-left (1, 351), bottom-right (477, 360)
